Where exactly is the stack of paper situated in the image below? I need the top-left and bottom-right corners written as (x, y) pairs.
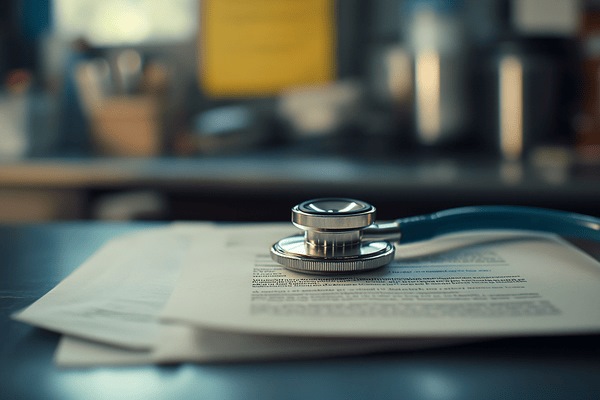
top-left (13, 222), bottom-right (600, 366)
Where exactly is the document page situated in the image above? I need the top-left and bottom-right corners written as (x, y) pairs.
top-left (55, 323), bottom-right (455, 367)
top-left (13, 225), bottom-right (210, 349)
top-left (162, 225), bottom-right (600, 338)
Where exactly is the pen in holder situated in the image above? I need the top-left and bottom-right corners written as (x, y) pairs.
top-left (92, 95), bottom-right (163, 157)
top-left (75, 55), bottom-right (168, 157)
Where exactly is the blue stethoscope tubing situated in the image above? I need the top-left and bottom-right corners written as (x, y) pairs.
top-left (398, 205), bottom-right (600, 244)
top-left (271, 199), bottom-right (600, 273)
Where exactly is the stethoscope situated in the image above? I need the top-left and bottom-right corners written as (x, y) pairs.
top-left (271, 198), bottom-right (600, 274)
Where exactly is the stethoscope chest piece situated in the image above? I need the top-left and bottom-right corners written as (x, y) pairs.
top-left (270, 198), bottom-right (396, 274)
top-left (271, 197), bottom-right (600, 275)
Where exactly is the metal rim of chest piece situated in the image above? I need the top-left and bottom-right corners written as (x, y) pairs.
top-left (270, 198), bottom-right (396, 274)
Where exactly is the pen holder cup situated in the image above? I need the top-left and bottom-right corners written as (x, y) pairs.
top-left (91, 96), bottom-right (163, 157)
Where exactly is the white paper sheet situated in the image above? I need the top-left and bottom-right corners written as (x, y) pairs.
top-left (51, 223), bottom-right (465, 367)
top-left (17, 223), bottom-right (600, 367)
top-left (56, 336), bottom-right (154, 366)
top-left (161, 225), bottom-right (600, 338)
top-left (13, 225), bottom-right (211, 349)
top-left (15, 222), bottom-right (457, 367)
top-left (56, 324), bottom-right (463, 367)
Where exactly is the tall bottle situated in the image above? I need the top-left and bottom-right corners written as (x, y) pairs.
top-left (403, 0), bottom-right (470, 147)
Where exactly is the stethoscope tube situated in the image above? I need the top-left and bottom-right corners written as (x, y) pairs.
top-left (397, 205), bottom-right (600, 244)
top-left (271, 199), bottom-right (600, 274)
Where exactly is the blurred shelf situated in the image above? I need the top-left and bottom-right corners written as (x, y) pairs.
top-left (0, 153), bottom-right (598, 220)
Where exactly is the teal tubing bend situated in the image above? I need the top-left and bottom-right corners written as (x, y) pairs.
top-left (398, 206), bottom-right (600, 244)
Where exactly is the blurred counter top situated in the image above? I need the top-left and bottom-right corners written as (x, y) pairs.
top-left (0, 151), bottom-right (598, 221)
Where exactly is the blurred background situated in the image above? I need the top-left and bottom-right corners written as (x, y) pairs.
top-left (0, 0), bottom-right (599, 222)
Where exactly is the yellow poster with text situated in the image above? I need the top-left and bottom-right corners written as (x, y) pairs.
top-left (199, 0), bottom-right (335, 97)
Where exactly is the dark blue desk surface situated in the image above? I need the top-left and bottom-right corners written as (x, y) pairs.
top-left (1, 223), bottom-right (599, 399)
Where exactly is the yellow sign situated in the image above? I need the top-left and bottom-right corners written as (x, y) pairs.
top-left (199, 0), bottom-right (335, 97)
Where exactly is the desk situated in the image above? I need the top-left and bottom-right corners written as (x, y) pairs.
top-left (1, 223), bottom-right (599, 399)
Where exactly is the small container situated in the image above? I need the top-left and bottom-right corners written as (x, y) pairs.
top-left (403, 0), bottom-right (471, 147)
top-left (478, 37), bottom-right (579, 161)
top-left (92, 96), bottom-right (163, 157)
